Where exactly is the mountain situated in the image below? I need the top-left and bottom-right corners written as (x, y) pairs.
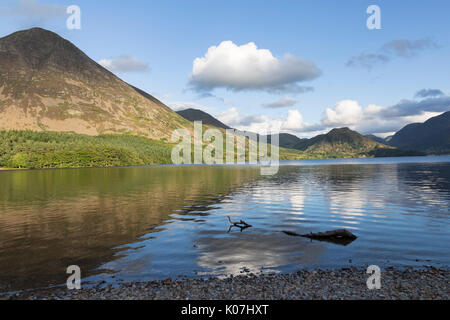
top-left (387, 111), bottom-right (450, 154)
top-left (294, 127), bottom-right (394, 156)
top-left (176, 108), bottom-right (231, 129)
top-left (0, 28), bottom-right (191, 140)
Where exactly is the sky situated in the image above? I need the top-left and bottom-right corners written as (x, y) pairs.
top-left (1, 0), bottom-right (449, 138)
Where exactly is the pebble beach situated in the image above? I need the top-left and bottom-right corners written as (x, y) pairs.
top-left (2, 266), bottom-right (448, 300)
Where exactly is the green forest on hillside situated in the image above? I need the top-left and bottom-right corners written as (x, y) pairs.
top-left (0, 131), bottom-right (174, 169)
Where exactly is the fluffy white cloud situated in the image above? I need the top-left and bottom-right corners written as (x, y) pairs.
top-left (98, 55), bottom-right (149, 74)
top-left (188, 41), bottom-right (321, 93)
top-left (283, 110), bottom-right (304, 130)
top-left (365, 104), bottom-right (385, 116)
top-left (323, 100), bottom-right (364, 126)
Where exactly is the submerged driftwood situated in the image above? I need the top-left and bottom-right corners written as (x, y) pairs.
top-left (282, 229), bottom-right (358, 246)
top-left (227, 216), bottom-right (252, 232)
top-left (225, 216), bottom-right (358, 245)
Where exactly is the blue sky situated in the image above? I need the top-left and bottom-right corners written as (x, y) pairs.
top-left (1, 0), bottom-right (449, 137)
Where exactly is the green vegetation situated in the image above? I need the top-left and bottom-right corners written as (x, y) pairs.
top-left (0, 130), bottom-right (174, 169)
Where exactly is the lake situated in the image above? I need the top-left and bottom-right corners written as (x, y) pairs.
top-left (0, 156), bottom-right (449, 292)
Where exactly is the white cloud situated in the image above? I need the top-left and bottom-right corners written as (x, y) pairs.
top-left (217, 108), bottom-right (314, 135)
top-left (188, 41), bottom-right (321, 93)
top-left (283, 110), bottom-right (304, 130)
top-left (217, 107), bottom-right (240, 125)
top-left (365, 104), bottom-right (385, 116)
top-left (98, 55), bottom-right (149, 74)
top-left (323, 100), bottom-right (364, 126)
top-left (262, 97), bottom-right (298, 109)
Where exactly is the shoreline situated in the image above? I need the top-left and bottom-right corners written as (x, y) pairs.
top-left (2, 266), bottom-right (448, 300)
top-left (1, 155), bottom-right (449, 172)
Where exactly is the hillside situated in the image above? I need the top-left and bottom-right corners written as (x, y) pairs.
top-left (387, 111), bottom-right (450, 154)
top-left (176, 108), bottom-right (231, 129)
top-left (0, 28), bottom-right (192, 140)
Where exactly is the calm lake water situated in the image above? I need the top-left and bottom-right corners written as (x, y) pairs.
top-left (0, 156), bottom-right (449, 292)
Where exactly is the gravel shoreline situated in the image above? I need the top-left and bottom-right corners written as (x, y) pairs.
top-left (1, 267), bottom-right (448, 300)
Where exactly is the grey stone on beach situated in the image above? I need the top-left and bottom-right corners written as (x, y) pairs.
top-left (1, 267), bottom-right (448, 300)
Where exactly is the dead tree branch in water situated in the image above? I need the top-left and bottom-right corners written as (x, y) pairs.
top-left (227, 216), bottom-right (252, 232)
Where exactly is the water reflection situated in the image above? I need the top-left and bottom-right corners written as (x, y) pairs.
top-left (0, 157), bottom-right (449, 292)
top-left (0, 166), bottom-right (261, 291)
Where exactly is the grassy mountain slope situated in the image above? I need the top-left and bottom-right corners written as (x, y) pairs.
top-left (0, 28), bottom-right (192, 140)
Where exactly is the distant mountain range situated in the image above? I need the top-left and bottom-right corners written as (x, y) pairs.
top-left (0, 28), bottom-right (192, 140)
top-left (176, 108), bottom-right (426, 157)
top-left (176, 108), bottom-right (450, 156)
